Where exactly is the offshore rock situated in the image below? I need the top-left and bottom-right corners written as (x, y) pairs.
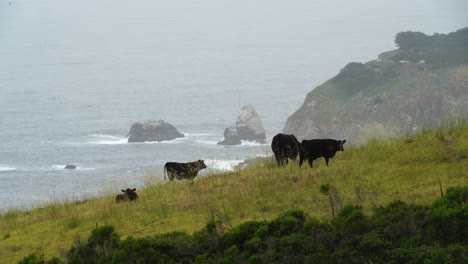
top-left (218, 127), bottom-right (242, 145)
top-left (218, 105), bottom-right (266, 145)
top-left (127, 120), bottom-right (184, 143)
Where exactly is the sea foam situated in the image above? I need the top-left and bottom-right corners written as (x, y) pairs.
top-left (205, 159), bottom-right (244, 172)
top-left (52, 165), bottom-right (95, 171)
top-left (88, 134), bottom-right (128, 145)
top-left (0, 166), bottom-right (16, 172)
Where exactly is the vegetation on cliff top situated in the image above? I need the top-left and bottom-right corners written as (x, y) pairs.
top-left (393, 27), bottom-right (468, 67)
top-left (332, 27), bottom-right (468, 96)
top-left (1, 121), bottom-right (467, 263)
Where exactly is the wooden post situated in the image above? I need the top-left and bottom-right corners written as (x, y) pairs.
top-left (439, 180), bottom-right (444, 198)
top-left (329, 195), bottom-right (335, 220)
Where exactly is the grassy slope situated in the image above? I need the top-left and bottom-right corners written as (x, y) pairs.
top-left (1, 122), bottom-right (467, 263)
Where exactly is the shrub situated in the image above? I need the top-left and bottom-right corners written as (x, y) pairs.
top-left (22, 187), bottom-right (468, 263)
top-left (391, 27), bottom-right (468, 67)
top-left (427, 186), bottom-right (468, 244)
top-left (65, 225), bottom-right (120, 264)
top-left (19, 254), bottom-right (63, 264)
top-left (333, 63), bottom-right (377, 95)
top-left (395, 31), bottom-right (432, 49)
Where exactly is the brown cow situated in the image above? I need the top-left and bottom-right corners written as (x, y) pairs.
top-left (115, 188), bottom-right (139, 203)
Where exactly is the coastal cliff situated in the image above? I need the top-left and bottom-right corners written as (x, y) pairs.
top-left (283, 28), bottom-right (468, 143)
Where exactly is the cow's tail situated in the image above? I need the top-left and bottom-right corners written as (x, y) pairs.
top-left (163, 164), bottom-right (167, 181)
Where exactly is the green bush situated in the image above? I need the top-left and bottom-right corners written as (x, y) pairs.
top-left (18, 254), bottom-right (63, 264)
top-left (427, 186), bottom-right (468, 244)
top-left (391, 27), bottom-right (468, 67)
top-left (332, 62), bottom-right (377, 95)
top-left (21, 188), bottom-right (467, 263)
top-left (66, 225), bottom-right (120, 264)
top-left (395, 31), bottom-right (432, 49)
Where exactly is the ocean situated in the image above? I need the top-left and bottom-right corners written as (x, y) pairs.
top-left (1, 0), bottom-right (466, 211)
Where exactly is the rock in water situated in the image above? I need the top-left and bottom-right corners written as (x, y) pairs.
top-left (219, 127), bottom-right (242, 145)
top-left (218, 105), bottom-right (266, 145)
top-left (127, 120), bottom-right (184, 143)
top-left (64, 165), bottom-right (76, 169)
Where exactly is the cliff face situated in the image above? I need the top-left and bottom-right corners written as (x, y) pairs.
top-left (283, 61), bottom-right (468, 144)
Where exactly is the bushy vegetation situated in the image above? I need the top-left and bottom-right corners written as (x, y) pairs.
top-left (332, 62), bottom-right (377, 95)
top-left (332, 27), bottom-right (468, 95)
top-left (20, 186), bottom-right (467, 264)
top-left (392, 27), bottom-right (468, 67)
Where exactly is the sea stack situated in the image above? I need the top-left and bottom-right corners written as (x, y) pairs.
top-left (218, 105), bottom-right (266, 145)
top-left (127, 120), bottom-right (184, 143)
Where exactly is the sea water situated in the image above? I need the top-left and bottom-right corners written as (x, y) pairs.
top-left (1, 0), bottom-right (466, 211)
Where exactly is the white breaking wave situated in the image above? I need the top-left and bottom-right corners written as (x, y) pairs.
top-left (142, 133), bottom-right (222, 146)
top-left (88, 134), bottom-right (128, 145)
top-left (0, 166), bottom-right (16, 172)
top-left (52, 165), bottom-right (96, 171)
top-left (205, 159), bottom-right (244, 172)
top-left (187, 133), bottom-right (223, 146)
top-left (240, 140), bottom-right (269, 146)
top-left (0, 165), bottom-right (96, 172)
top-left (85, 133), bottom-right (266, 147)
top-left (143, 136), bottom-right (187, 144)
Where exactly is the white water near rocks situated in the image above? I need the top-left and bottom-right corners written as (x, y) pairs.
top-left (1, 0), bottom-right (466, 211)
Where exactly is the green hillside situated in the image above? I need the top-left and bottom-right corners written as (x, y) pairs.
top-left (1, 121), bottom-right (467, 263)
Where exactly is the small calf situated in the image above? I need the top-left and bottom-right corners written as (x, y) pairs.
top-left (115, 188), bottom-right (139, 203)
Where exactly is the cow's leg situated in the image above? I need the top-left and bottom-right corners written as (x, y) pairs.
top-left (275, 154), bottom-right (281, 166)
top-left (308, 158), bottom-right (313, 168)
top-left (299, 150), bottom-right (307, 167)
top-left (279, 152), bottom-right (286, 166)
top-left (325, 158), bottom-right (329, 166)
top-left (168, 171), bottom-right (175, 181)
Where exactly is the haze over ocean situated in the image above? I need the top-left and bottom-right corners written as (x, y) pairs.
top-left (1, 0), bottom-right (466, 210)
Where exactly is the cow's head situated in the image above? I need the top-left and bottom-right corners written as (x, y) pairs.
top-left (123, 188), bottom-right (138, 201)
top-left (338, 140), bottom-right (346, 151)
top-left (197, 159), bottom-right (207, 169)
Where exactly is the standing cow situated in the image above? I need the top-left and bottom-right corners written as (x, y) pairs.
top-left (115, 188), bottom-right (139, 203)
top-left (271, 133), bottom-right (302, 166)
top-left (300, 139), bottom-right (346, 167)
top-left (164, 159), bottom-right (207, 181)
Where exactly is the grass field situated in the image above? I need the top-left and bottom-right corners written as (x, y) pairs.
top-left (1, 121), bottom-right (467, 263)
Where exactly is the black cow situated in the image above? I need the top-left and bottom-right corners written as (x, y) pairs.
top-left (271, 133), bottom-right (302, 166)
top-left (115, 188), bottom-right (139, 203)
top-left (164, 159), bottom-right (207, 181)
top-left (300, 139), bottom-right (346, 167)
